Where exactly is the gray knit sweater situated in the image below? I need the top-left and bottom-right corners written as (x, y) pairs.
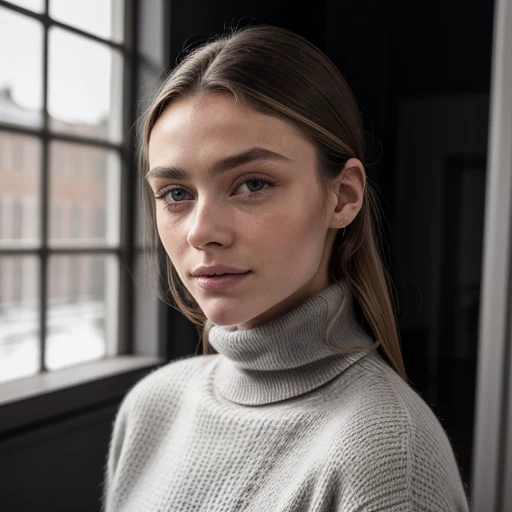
top-left (102, 280), bottom-right (470, 511)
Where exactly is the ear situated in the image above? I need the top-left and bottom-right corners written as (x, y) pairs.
top-left (328, 157), bottom-right (366, 229)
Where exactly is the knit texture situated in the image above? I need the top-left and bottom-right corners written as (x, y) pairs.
top-left (102, 280), bottom-right (470, 511)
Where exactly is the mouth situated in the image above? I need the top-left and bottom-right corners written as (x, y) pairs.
top-left (197, 271), bottom-right (250, 277)
top-left (195, 271), bottom-right (252, 291)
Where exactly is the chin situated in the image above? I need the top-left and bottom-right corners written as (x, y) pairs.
top-left (200, 298), bottom-right (263, 328)
top-left (206, 312), bottom-right (247, 328)
top-left (200, 302), bottom-right (246, 327)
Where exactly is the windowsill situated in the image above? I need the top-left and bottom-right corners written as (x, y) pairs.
top-left (0, 355), bottom-right (166, 436)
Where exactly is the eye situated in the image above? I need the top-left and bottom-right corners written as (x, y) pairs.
top-left (237, 178), bottom-right (268, 194)
top-left (154, 186), bottom-right (193, 210)
top-left (166, 188), bottom-right (190, 202)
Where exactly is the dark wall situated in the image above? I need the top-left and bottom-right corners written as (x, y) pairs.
top-left (0, 405), bottom-right (117, 512)
top-left (169, 0), bottom-right (328, 57)
top-left (390, 0), bottom-right (494, 95)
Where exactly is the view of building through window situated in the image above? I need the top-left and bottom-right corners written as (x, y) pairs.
top-left (0, 0), bottom-right (125, 383)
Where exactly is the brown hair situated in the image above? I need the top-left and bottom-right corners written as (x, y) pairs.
top-left (139, 24), bottom-right (407, 382)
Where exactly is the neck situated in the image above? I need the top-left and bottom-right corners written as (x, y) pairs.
top-left (208, 279), bottom-right (377, 406)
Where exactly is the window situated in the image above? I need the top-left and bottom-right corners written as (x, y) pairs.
top-left (0, 0), bottom-right (166, 437)
top-left (0, 0), bottom-right (138, 384)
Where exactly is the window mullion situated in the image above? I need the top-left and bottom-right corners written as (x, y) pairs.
top-left (39, 0), bottom-right (50, 374)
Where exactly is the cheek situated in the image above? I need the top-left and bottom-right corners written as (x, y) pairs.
top-left (250, 203), bottom-right (327, 272)
top-left (156, 214), bottom-right (186, 266)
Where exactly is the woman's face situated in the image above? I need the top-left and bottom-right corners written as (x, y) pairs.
top-left (147, 93), bottom-right (339, 330)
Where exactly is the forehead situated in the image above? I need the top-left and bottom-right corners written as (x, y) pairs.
top-left (147, 93), bottom-right (315, 169)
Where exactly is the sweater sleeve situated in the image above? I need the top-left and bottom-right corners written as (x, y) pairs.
top-left (335, 436), bottom-right (470, 511)
top-left (101, 390), bottom-right (134, 512)
top-left (334, 385), bottom-right (470, 511)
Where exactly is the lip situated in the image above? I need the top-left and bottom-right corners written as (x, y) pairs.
top-left (195, 272), bottom-right (251, 291)
top-left (191, 264), bottom-right (250, 277)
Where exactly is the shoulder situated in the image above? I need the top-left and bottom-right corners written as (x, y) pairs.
top-left (329, 350), bottom-right (470, 510)
top-left (116, 353), bottom-right (217, 420)
top-left (107, 354), bottom-right (217, 462)
top-left (355, 351), bottom-right (460, 461)
top-left (103, 354), bottom-right (217, 509)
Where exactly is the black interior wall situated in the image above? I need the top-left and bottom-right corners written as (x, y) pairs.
top-left (390, 0), bottom-right (493, 95)
top-left (169, 0), bottom-right (328, 57)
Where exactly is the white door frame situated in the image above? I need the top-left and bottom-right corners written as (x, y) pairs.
top-left (470, 0), bottom-right (512, 510)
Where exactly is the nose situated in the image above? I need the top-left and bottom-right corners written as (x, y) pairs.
top-left (186, 197), bottom-right (234, 249)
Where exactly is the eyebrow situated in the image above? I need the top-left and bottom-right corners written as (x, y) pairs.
top-left (146, 146), bottom-right (293, 181)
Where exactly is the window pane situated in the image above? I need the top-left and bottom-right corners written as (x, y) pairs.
top-left (139, 1), bottom-right (163, 67)
top-left (0, 256), bottom-right (40, 383)
top-left (48, 27), bottom-right (123, 142)
top-left (50, 0), bottom-right (124, 42)
top-left (0, 7), bottom-right (43, 127)
top-left (49, 141), bottom-right (120, 247)
top-left (0, 131), bottom-right (41, 247)
top-left (4, 0), bottom-right (45, 13)
top-left (46, 254), bottom-right (118, 370)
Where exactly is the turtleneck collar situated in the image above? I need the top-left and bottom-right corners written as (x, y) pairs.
top-left (208, 279), bottom-right (378, 406)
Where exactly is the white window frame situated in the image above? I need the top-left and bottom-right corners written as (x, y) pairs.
top-left (470, 0), bottom-right (512, 509)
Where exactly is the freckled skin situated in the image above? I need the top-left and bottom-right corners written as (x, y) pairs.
top-left (147, 93), bottom-right (363, 330)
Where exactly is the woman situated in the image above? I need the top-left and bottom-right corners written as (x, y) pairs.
top-left (103, 25), bottom-right (469, 511)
